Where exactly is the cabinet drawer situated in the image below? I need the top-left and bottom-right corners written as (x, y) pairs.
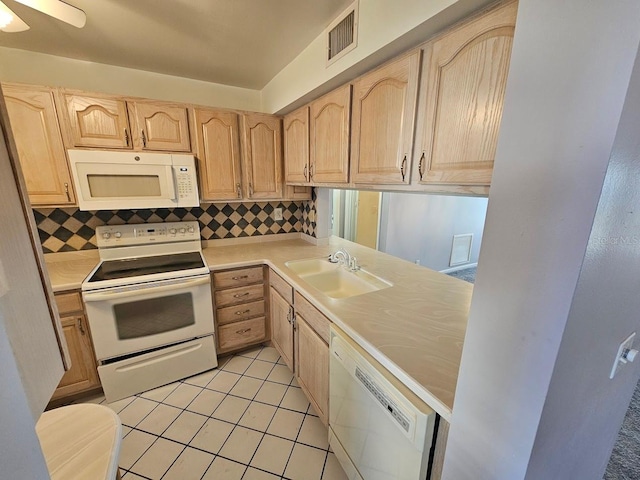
top-left (54, 292), bottom-right (83, 315)
top-left (270, 270), bottom-right (293, 304)
top-left (217, 300), bottom-right (265, 326)
top-left (215, 284), bottom-right (264, 307)
top-left (213, 266), bottom-right (264, 289)
top-left (294, 291), bottom-right (330, 344)
top-left (218, 317), bottom-right (266, 352)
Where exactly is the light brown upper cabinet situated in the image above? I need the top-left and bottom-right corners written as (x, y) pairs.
top-left (61, 93), bottom-right (192, 152)
top-left (413, 1), bottom-right (517, 188)
top-left (351, 50), bottom-right (421, 185)
top-left (3, 84), bottom-right (76, 206)
top-left (62, 93), bottom-right (132, 149)
top-left (194, 109), bottom-right (243, 201)
top-left (310, 84), bottom-right (351, 184)
top-left (283, 106), bottom-right (310, 184)
top-left (128, 101), bottom-right (191, 152)
top-left (241, 113), bottom-right (283, 200)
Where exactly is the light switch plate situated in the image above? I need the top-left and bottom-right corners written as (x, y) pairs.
top-left (274, 208), bottom-right (283, 221)
top-left (610, 332), bottom-right (636, 379)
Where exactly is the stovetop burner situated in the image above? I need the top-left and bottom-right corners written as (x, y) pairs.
top-left (87, 251), bottom-right (205, 283)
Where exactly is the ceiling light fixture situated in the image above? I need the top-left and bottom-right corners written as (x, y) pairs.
top-left (15, 0), bottom-right (86, 28)
top-left (0, 2), bottom-right (29, 32)
top-left (0, 0), bottom-right (85, 32)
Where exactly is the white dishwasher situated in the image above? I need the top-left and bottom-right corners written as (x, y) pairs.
top-left (329, 326), bottom-right (437, 480)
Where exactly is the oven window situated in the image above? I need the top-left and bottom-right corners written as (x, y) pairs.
top-left (87, 174), bottom-right (162, 198)
top-left (113, 292), bottom-right (195, 339)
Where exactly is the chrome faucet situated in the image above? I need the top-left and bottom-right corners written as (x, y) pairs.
top-left (329, 249), bottom-right (351, 266)
top-left (329, 249), bottom-right (360, 271)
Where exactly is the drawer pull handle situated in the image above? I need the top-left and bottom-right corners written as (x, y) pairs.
top-left (233, 292), bottom-right (250, 298)
top-left (235, 309), bottom-right (251, 315)
top-left (236, 328), bottom-right (252, 334)
top-left (231, 275), bottom-right (249, 280)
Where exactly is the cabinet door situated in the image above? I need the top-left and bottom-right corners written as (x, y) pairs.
top-left (351, 51), bottom-right (421, 185)
top-left (284, 106), bottom-right (310, 184)
top-left (50, 315), bottom-right (100, 401)
top-left (129, 101), bottom-right (191, 152)
top-left (269, 286), bottom-right (294, 370)
top-left (241, 114), bottom-right (283, 199)
top-left (295, 314), bottom-right (329, 425)
top-left (414, 1), bottom-right (517, 186)
top-left (3, 84), bottom-right (75, 206)
top-left (63, 93), bottom-right (132, 149)
top-left (310, 84), bottom-right (351, 184)
top-left (195, 109), bottom-right (243, 201)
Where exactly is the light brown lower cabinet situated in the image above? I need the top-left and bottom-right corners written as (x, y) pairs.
top-left (269, 270), bottom-right (330, 425)
top-left (213, 266), bottom-right (268, 354)
top-left (51, 292), bottom-right (100, 401)
top-left (295, 311), bottom-right (329, 424)
top-left (269, 285), bottom-right (295, 370)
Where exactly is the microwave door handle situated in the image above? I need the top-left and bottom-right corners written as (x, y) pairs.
top-left (83, 277), bottom-right (210, 302)
top-left (167, 166), bottom-right (178, 200)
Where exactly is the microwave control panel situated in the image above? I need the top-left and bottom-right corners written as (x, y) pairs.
top-left (175, 166), bottom-right (196, 200)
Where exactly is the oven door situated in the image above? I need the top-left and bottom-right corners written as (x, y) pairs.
top-left (83, 274), bottom-right (215, 361)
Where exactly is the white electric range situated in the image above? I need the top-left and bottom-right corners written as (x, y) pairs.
top-left (82, 221), bottom-right (218, 402)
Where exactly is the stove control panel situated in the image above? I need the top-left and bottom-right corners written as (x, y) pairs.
top-left (96, 221), bottom-right (201, 247)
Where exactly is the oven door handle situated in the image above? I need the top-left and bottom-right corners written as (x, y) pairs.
top-left (83, 277), bottom-right (210, 302)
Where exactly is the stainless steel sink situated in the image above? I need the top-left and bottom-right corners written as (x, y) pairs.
top-left (285, 257), bottom-right (392, 299)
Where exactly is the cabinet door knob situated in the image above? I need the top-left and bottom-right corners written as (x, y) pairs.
top-left (236, 183), bottom-right (242, 198)
top-left (141, 129), bottom-right (147, 147)
top-left (64, 182), bottom-right (71, 202)
top-left (77, 318), bottom-right (85, 335)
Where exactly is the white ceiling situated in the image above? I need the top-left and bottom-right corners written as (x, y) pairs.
top-left (0, 0), bottom-right (352, 89)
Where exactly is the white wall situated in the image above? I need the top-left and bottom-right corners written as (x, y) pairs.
top-left (0, 47), bottom-right (262, 111)
top-left (525, 35), bottom-right (640, 480)
top-left (378, 193), bottom-right (487, 271)
top-left (260, 0), bottom-right (493, 113)
top-left (443, 0), bottom-right (640, 478)
top-left (0, 315), bottom-right (50, 479)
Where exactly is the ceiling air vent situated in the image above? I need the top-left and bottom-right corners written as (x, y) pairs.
top-left (327, 1), bottom-right (358, 66)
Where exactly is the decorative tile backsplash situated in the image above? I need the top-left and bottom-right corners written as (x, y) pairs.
top-left (301, 188), bottom-right (317, 237)
top-left (34, 201), bottom-right (304, 253)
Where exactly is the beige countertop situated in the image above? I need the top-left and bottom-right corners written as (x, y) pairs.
top-left (44, 235), bottom-right (471, 420)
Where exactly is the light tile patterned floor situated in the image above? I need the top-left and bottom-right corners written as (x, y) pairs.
top-left (76, 346), bottom-right (348, 480)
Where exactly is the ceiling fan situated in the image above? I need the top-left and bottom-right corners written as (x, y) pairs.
top-left (0, 0), bottom-right (86, 32)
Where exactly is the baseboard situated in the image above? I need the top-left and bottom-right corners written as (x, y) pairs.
top-left (439, 262), bottom-right (478, 274)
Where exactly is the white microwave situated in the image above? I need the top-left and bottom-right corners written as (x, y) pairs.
top-left (68, 150), bottom-right (200, 211)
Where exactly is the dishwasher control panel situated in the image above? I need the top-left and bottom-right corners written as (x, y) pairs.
top-left (355, 366), bottom-right (411, 432)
